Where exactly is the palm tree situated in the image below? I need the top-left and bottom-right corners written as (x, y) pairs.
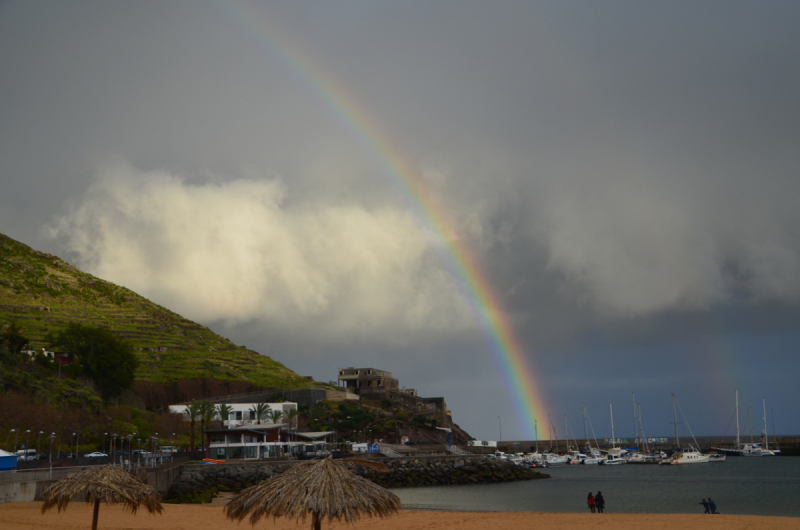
top-left (41, 464), bottom-right (163, 530)
top-left (267, 409), bottom-right (283, 425)
top-left (184, 402), bottom-right (202, 455)
top-left (224, 457), bottom-right (400, 530)
top-left (285, 408), bottom-right (299, 442)
top-left (198, 401), bottom-right (215, 456)
top-left (250, 403), bottom-right (271, 425)
top-left (216, 403), bottom-right (234, 427)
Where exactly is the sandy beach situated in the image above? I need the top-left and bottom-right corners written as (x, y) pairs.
top-left (0, 502), bottom-right (796, 530)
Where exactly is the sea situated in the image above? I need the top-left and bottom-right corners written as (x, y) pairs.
top-left (389, 457), bottom-right (800, 517)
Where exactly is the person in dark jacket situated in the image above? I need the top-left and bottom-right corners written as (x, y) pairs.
top-left (708, 498), bottom-right (719, 514)
top-left (699, 498), bottom-right (710, 514)
top-left (595, 491), bottom-right (605, 513)
top-left (587, 492), bottom-right (595, 513)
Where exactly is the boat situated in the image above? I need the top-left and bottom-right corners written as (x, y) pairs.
top-left (707, 451), bottom-right (726, 462)
top-left (580, 404), bottom-right (605, 464)
top-left (661, 445), bottom-right (710, 465)
top-left (600, 402), bottom-right (625, 465)
top-left (658, 394), bottom-right (709, 464)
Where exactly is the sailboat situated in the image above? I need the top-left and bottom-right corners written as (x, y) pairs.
top-left (581, 404), bottom-right (604, 465)
top-left (713, 390), bottom-right (745, 457)
top-left (659, 394), bottom-right (709, 465)
top-left (601, 402), bottom-right (626, 465)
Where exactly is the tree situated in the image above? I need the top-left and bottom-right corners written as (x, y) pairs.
top-left (285, 408), bottom-right (298, 430)
top-left (46, 323), bottom-right (138, 401)
top-left (216, 404), bottom-right (234, 426)
top-left (184, 402), bottom-right (202, 453)
top-left (250, 403), bottom-right (270, 425)
top-left (267, 409), bottom-right (283, 425)
top-left (197, 400), bottom-right (215, 448)
top-left (1, 320), bottom-right (29, 355)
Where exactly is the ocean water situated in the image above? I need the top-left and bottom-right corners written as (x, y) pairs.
top-left (389, 457), bottom-right (800, 517)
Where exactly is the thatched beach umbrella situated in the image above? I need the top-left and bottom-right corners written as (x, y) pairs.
top-left (224, 457), bottom-right (401, 530)
top-left (41, 464), bottom-right (163, 530)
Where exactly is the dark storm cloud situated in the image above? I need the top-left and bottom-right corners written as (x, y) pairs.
top-left (1, 1), bottom-right (798, 439)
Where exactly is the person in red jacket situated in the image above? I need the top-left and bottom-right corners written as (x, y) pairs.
top-left (587, 492), bottom-right (596, 513)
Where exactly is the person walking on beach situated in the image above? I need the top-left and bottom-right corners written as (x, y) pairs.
top-left (699, 498), bottom-right (710, 514)
top-left (595, 491), bottom-right (605, 513)
top-left (587, 493), bottom-right (596, 513)
top-left (708, 498), bottom-right (719, 514)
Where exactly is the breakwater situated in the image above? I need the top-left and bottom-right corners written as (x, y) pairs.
top-left (167, 456), bottom-right (547, 499)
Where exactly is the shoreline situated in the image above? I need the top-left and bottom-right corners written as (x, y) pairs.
top-left (1, 503), bottom-right (798, 529)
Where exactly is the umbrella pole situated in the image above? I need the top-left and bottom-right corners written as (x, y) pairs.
top-left (312, 512), bottom-right (321, 530)
top-left (92, 499), bottom-right (100, 530)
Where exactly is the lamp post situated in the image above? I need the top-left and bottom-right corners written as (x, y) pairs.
top-left (37, 431), bottom-right (43, 457)
top-left (102, 432), bottom-right (107, 456)
top-left (111, 433), bottom-right (118, 466)
top-left (10, 429), bottom-right (18, 454)
top-left (24, 430), bottom-right (30, 458)
top-left (498, 416), bottom-right (502, 443)
top-left (172, 433), bottom-right (176, 461)
top-left (48, 432), bottom-right (56, 479)
top-left (126, 434), bottom-right (133, 470)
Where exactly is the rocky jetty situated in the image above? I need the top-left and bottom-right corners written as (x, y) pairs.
top-left (167, 456), bottom-right (548, 500)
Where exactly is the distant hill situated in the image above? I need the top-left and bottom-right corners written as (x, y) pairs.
top-left (0, 232), bottom-right (311, 390)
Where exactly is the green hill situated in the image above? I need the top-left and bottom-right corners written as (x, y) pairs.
top-left (0, 232), bottom-right (310, 389)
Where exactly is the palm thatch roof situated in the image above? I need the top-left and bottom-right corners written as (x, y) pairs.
top-left (41, 465), bottom-right (163, 530)
top-left (224, 457), bottom-right (401, 530)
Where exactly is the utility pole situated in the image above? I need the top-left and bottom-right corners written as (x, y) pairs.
top-left (48, 432), bottom-right (55, 479)
top-left (498, 416), bottom-right (502, 442)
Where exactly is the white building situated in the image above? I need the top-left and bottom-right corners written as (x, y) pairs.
top-left (168, 402), bottom-right (298, 429)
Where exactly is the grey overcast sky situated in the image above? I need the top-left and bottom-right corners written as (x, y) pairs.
top-left (2, 1), bottom-right (799, 440)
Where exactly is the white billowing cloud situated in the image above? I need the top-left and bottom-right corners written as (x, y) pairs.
top-left (49, 162), bottom-right (476, 340)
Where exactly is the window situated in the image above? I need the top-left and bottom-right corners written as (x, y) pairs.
top-left (235, 411), bottom-right (243, 421)
top-left (249, 410), bottom-right (256, 420)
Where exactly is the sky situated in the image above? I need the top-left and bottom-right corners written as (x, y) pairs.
top-left (2, 0), bottom-right (799, 441)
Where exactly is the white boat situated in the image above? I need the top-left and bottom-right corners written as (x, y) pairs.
top-left (658, 394), bottom-right (709, 465)
top-left (661, 445), bottom-right (710, 465)
top-left (580, 405), bottom-right (605, 464)
top-left (543, 452), bottom-right (569, 466)
top-left (707, 452), bottom-right (726, 462)
top-left (600, 404), bottom-right (626, 465)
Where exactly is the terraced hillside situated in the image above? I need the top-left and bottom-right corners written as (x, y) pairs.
top-left (0, 232), bottom-right (311, 389)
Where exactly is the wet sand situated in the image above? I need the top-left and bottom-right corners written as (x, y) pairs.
top-left (1, 502), bottom-right (797, 530)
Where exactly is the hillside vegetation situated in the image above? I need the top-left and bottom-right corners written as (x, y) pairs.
top-left (0, 232), bottom-right (310, 389)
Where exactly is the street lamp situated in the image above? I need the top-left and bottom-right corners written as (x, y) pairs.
top-left (73, 432), bottom-right (79, 460)
top-left (10, 429), bottom-right (18, 454)
top-left (37, 431), bottom-right (43, 457)
top-left (126, 434), bottom-right (134, 469)
top-left (111, 433), bottom-right (118, 466)
top-left (48, 432), bottom-right (56, 479)
top-left (136, 439), bottom-right (142, 467)
top-left (24, 430), bottom-right (30, 458)
top-left (102, 433), bottom-right (108, 456)
top-left (498, 416), bottom-right (502, 443)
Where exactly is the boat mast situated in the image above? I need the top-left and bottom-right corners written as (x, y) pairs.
top-left (534, 419), bottom-right (539, 453)
top-left (609, 402), bottom-right (615, 448)
top-left (749, 407), bottom-right (754, 443)
top-left (564, 414), bottom-right (569, 450)
top-left (672, 394), bottom-right (679, 449)
top-left (735, 390), bottom-right (740, 450)
top-left (638, 403), bottom-right (648, 453)
top-left (762, 399), bottom-right (769, 450)
top-left (632, 393), bottom-right (638, 446)
top-left (583, 403), bottom-right (589, 449)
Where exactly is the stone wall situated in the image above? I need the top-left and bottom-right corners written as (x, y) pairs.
top-left (167, 456), bottom-right (547, 499)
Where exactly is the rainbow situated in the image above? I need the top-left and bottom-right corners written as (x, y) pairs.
top-left (220, 2), bottom-right (550, 439)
